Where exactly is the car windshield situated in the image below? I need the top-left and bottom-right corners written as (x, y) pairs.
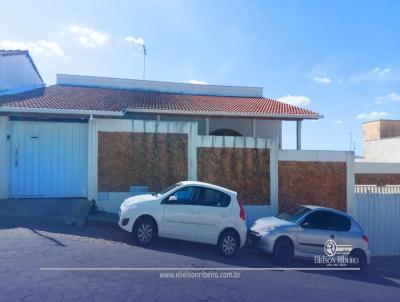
top-left (276, 206), bottom-right (311, 223)
top-left (152, 183), bottom-right (182, 196)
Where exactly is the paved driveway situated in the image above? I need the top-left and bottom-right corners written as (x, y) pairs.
top-left (0, 221), bottom-right (399, 302)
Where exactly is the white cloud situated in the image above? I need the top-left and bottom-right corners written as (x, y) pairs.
top-left (350, 67), bottom-right (392, 82)
top-left (388, 92), bottom-right (400, 101)
top-left (124, 36), bottom-right (144, 45)
top-left (375, 92), bottom-right (400, 104)
top-left (372, 67), bottom-right (391, 78)
top-left (277, 95), bottom-right (311, 106)
top-left (0, 39), bottom-right (64, 56)
top-left (188, 80), bottom-right (207, 85)
top-left (356, 111), bottom-right (389, 120)
top-left (333, 119), bottom-right (342, 124)
top-left (313, 76), bottom-right (332, 84)
top-left (68, 25), bottom-right (110, 48)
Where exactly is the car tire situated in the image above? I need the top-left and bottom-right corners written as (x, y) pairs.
top-left (133, 217), bottom-right (156, 246)
top-left (349, 249), bottom-right (367, 270)
top-left (218, 230), bottom-right (239, 258)
top-left (273, 238), bottom-right (294, 266)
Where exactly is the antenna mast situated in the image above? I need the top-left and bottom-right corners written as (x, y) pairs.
top-left (142, 44), bottom-right (147, 80)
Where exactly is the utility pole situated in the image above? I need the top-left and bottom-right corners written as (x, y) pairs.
top-left (142, 44), bottom-right (147, 80)
top-left (349, 131), bottom-right (353, 151)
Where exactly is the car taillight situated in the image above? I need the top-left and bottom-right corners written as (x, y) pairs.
top-left (238, 202), bottom-right (245, 221)
top-left (362, 235), bottom-right (369, 243)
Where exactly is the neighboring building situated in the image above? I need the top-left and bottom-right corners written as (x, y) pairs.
top-left (361, 119), bottom-right (400, 162)
top-left (0, 50), bottom-right (44, 96)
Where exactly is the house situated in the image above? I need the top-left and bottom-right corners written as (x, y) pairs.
top-left (0, 50), bottom-right (44, 96)
top-left (1, 51), bottom-right (361, 225)
top-left (0, 71), bottom-right (326, 212)
top-left (353, 119), bottom-right (400, 186)
top-left (361, 119), bottom-right (400, 162)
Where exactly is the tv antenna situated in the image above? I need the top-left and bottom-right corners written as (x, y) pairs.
top-left (142, 44), bottom-right (147, 80)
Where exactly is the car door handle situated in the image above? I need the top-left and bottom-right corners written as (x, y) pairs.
top-left (220, 214), bottom-right (228, 218)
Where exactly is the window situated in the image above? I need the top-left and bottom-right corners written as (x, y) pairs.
top-left (301, 211), bottom-right (334, 230)
top-left (157, 183), bottom-right (182, 196)
top-left (333, 213), bottom-right (351, 232)
top-left (209, 129), bottom-right (243, 136)
top-left (199, 188), bottom-right (231, 207)
top-left (276, 206), bottom-right (311, 223)
top-left (167, 186), bottom-right (199, 205)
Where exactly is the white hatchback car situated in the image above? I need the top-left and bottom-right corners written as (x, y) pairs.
top-left (118, 181), bottom-right (247, 257)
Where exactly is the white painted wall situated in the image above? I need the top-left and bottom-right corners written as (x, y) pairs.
top-left (209, 117), bottom-right (281, 140)
top-left (355, 161), bottom-right (400, 174)
top-left (363, 137), bottom-right (400, 162)
top-left (57, 74), bottom-right (263, 97)
top-left (0, 54), bottom-right (44, 95)
top-left (0, 116), bottom-right (10, 199)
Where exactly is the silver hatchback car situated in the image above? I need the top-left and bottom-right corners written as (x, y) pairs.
top-left (248, 205), bottom-right (370, 267)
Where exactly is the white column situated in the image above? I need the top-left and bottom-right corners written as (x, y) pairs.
top-left (296, 120), bottom-right (302, 150)
top-left (205, 117), bottom-right (210, 135)
top-left (252, 119), bottom-right (257, 137)
top-left (187, 121), bottom-right (198, 181)
top-left (269, 138), bottom-right (279, 215)
top-left (0, 116), bottom-right (10, 199)
top-left (87, 117), bottom-right (98, 202)
top-left (346, 151), bottom-right (355, 214)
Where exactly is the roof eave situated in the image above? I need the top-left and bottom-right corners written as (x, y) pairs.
top-left (124, 108), bottom-right (323, 120)
top-left (0, 107), bottom-right (123, 117)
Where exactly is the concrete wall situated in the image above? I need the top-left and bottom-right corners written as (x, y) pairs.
top-left (0, 54), bottom-right (44, 95)
top-left (87, 118), bottom-right (198, 213)
top-left (363, 137), bottom-right (400, 162)
top-left (196, 135), bottom-right (278, 224)
top-left (0, 116), bottom-right (10, 199)
top-left (355, 161), bottom-right (400, 185)
top-left (278, 150), bottom-right (355, 212)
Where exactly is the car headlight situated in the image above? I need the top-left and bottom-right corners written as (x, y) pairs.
top-left (262, 225), bottom-right (278, 232)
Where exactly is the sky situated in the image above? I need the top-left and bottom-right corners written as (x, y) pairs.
top-left (1, 0), bottom-right (399, 154)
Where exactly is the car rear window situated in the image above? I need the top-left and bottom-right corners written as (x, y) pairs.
top-left (200, 188), bottom-right (231, 207)
top-left (333, 213), bottom-right (351, 231)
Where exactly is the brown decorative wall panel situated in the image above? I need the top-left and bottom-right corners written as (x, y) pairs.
top-left (279, 161), bottom-right (346, 212)
top-left (355, 174), bottom-right (400, 186)
top-left (197, 147), bottom-right (270, 205)
top-left (98, 132), bottom-right (188, 192)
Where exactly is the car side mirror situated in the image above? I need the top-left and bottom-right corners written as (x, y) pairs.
top-left (301, 221), bottom-right (311, 228)
top-left (168, 195), bottom-right (177, 203)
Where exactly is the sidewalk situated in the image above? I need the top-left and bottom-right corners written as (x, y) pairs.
top-left (86, 210), bottom-right (119, 228)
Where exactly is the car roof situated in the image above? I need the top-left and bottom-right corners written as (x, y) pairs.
top-left (178, 181), bottom-right (236, 195)
top-left (303, 205), bottom-right (350, 217)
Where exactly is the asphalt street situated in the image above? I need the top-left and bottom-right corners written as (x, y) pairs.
top-left (0, 221), bottom-right (399, 302)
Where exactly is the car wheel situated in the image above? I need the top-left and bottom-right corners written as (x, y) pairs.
top-left (218, 230), bottom-right (239, 258)
top-left (350, 249), bottom-right (367, 270)
top-left (273, 238), bottom-right (294, 265)
top-left (133, 218), bottom-right (156, 245)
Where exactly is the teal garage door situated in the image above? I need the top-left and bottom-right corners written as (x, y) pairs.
top-left (10, 121), bottom-right (88, 198)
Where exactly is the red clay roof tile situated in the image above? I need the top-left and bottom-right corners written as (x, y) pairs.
top-left (0, 85), bottom-right (320, 119)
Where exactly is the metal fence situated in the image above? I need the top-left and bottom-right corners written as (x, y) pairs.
top-left (355, 185), bottom-right (400, 194)
top-left (351, 185), bottom-right (400, 256)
